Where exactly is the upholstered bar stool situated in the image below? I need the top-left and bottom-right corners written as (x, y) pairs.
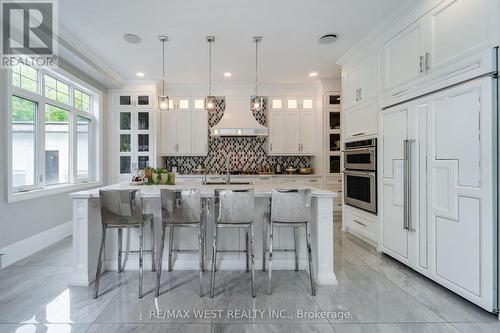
top-left (156, 189), bottom-right (204, 297)
top-left (266, 189), bottom-right (316, 296)
top-left (210, 189), bottom-right (256, 298)
top-left (95, 189), bottom-right (155, 299)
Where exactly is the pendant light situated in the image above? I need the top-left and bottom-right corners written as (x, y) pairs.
top-left (204, 36), bottom-right (217, 110)
top-left (250, 36), bottom-right (266, 112)
top-left (158, 36), bottom-right (169, 110)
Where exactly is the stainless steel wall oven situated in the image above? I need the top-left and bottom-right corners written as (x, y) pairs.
top-left (343, 138), bottom-right (377, 214)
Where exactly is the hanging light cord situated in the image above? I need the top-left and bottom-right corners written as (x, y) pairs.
top-left (254, 39), bottom-right (258, 96)
top-left (208, 40), bottom-right (212, 96)
top-left (162, 39), bottom-right (165, 96)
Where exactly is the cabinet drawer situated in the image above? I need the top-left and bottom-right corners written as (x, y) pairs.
top-left (345, 210), bottom-right (377, 242)
top-left (326, 183), bottom-right (342, 193)
top-left (344, 100), bottom-right (378, 139)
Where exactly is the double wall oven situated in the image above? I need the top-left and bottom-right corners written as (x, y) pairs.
top-left (343, 138), bottom-right (377, 214)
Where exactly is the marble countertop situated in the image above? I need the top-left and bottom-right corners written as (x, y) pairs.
top-left (70, 182), bottom-right (336, 199)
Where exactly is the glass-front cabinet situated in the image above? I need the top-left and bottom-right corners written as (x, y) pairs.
top-left (116, 90), bottom-right (155, 180)
top-left (324, 91), bottom-right (342, 212)
top-left (116, 92), bottom-right (152, 108)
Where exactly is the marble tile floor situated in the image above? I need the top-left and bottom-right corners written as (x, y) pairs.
top-left (0, 217), bottom-right (498, 333)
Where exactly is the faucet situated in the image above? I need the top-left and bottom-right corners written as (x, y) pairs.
top-left (202, 168), bottom-right (208, 185)
top-left (225, 156), bottom-right (231, 184)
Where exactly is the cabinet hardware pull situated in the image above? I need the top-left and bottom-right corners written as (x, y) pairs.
top-left (403, 139), bottom-right (409, 230)
top-left (351, 132), bottom-right (365, 137)
top-left (359, 88), bottom-right (362, 101)
top-left (270, 143), bottom-right (273, 151)
top-left (425, 52), bottom-right (430, 71)
top-left (419, 56), bottom-right (424, 73)
top-left (353, 219), bottom-right (367, 227)
top-left (392, 87), bottom-right (410, 97)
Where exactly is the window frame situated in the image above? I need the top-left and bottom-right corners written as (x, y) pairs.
top-left (6, 64), bottom-right (102, 202)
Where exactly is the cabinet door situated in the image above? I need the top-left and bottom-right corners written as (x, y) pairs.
top-left (381, 20), bottom-right (425, 92)
top-left (300, 111), bottom-right (315, 154)
top-left (285, 112), bottom-right (300, 154)
top-left (425, 0), bottom-right (490, 76)
top-left (191, 111), bottom-right (208, 155)
top-left (361, 51), bottom-right (379, 102)
top-left (136, 94), bottom-right (151, 108)
top-left (344, 99), bottom-right (378, 139)
top-left (381, 105), bottom-right (410, 264)
top-left (176, 111), bottom-right (192, 154)
top-left (116, 92), bottom-right (134, 108)
top-left (428, 79), bottom-right (493, 310)
top-left (342, 66), bottom-right (361, 109)
top-left (268, 111), bottom-right (286, 154)
top-left (160, 111), bottom-right (177, 155)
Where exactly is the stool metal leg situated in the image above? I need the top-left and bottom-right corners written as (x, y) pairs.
top-left (168, 226), bottom-right (174, 271)
top-left (198, 221), bottom-right (203, 297)
top-left (262, 219), bottom-right (267, 272)
top-left (294, 227), bottom-right (299, 272)
top-left (94, 225), bottom-right (106, 299)
top-left (139, 224), bottom-right (144, 298)
top-left (151, 220), bottom-right (156, 272)
top-left (245, 228), bottom-right (249, 273)
top-left (250, 223), bottom-right (255, 297)
top-left (155, 223), bottom-right (166, 297)
top-left (117, 228), bottom-right (123, 273)
top-left (209, 225), bottom-right (218, 298)
top-left (305, 222), bottom-right (316, 296)
top-left (268, 221), bottom-right (274, 295)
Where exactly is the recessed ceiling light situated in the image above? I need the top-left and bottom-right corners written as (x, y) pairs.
top-left (123, 33), bottom-right (141, 44)
top-left (309, 72), bottom-right (318, 77)
top-left (224, 72), bottom-right (232, 77)
top-left (318, 34), bottom-right (338, 44)
top-left (136, 72), bottom-right (144, 77)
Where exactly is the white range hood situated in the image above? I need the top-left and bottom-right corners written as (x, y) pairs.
top-left (210, 96), bottom-right (268, 136)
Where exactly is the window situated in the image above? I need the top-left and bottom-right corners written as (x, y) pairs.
top-left (8, 64), bottom-right (99, 199)
top-left (12, 63), bottom-right (38, 93)
top-left (76, 116), bottom-right (91, 180)
top-left (74, 89), bottom-right (90, 112)
top-left (45, 105), bottom-right (70, 185)
top-left (11, 96), bottom-right (37, 187)
top-left (44, 74), bottom-right (69, 105)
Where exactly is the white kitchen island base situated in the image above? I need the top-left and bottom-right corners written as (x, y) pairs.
top-left (69, 183), bottom-right (337, 287)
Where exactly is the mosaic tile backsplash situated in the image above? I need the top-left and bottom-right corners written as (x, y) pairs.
top-left (163, 98), bottom-right (311, 174)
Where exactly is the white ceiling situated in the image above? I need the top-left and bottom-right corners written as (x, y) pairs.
top-left (59, 0), bottom-right (416, 85)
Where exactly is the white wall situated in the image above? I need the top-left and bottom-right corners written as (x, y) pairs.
top-left (0, 65), bottom-right (108, 251)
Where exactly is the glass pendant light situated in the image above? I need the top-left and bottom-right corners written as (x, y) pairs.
top-left (250, 36), bottom-right (266, 112)
top-left (204, 36), bottom-right (217, 110)
top-left (158, 36), bottom-right (169, 110)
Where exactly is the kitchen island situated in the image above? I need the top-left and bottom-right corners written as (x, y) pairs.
top-left (68, 182), bottom-right (337, 287)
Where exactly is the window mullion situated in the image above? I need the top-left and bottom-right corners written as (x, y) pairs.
top-left (38, 100), bottom-right (46, 189)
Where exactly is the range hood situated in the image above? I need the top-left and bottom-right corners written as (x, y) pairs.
top-left (210, 96), bottom-right (268, 136)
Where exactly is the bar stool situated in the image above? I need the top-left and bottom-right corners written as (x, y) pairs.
top-left (210, 189), bottom-right (255, 298)
top-left (266, 189), bottom-right (316, 296)
top-left (156, 189), bottom-right (204, 297)
top-left (94, 189), bottom-right (155, 299)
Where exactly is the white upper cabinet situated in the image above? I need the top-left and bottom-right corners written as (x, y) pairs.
top-left (425, 0), bottom-right (490, 75)
top-left (342, 51), bottom-right (379, 110)
top-left (160, 97), bottom-right (208, 156)
top-left (191, 111), bottom-right (209, 155)
top-left (381, 20), bottom-right (425, 93)
top-left (268, 101), bottom-right (286, 154)
top-left (381, 0), bottom-right (495, 102)
top-left (116, 92), bottom-right (152, 108)
top-left (267, 97), bottom-right (316, 156)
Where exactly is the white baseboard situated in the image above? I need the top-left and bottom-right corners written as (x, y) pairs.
top-left (0, 221), bottom-right (72, 269)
